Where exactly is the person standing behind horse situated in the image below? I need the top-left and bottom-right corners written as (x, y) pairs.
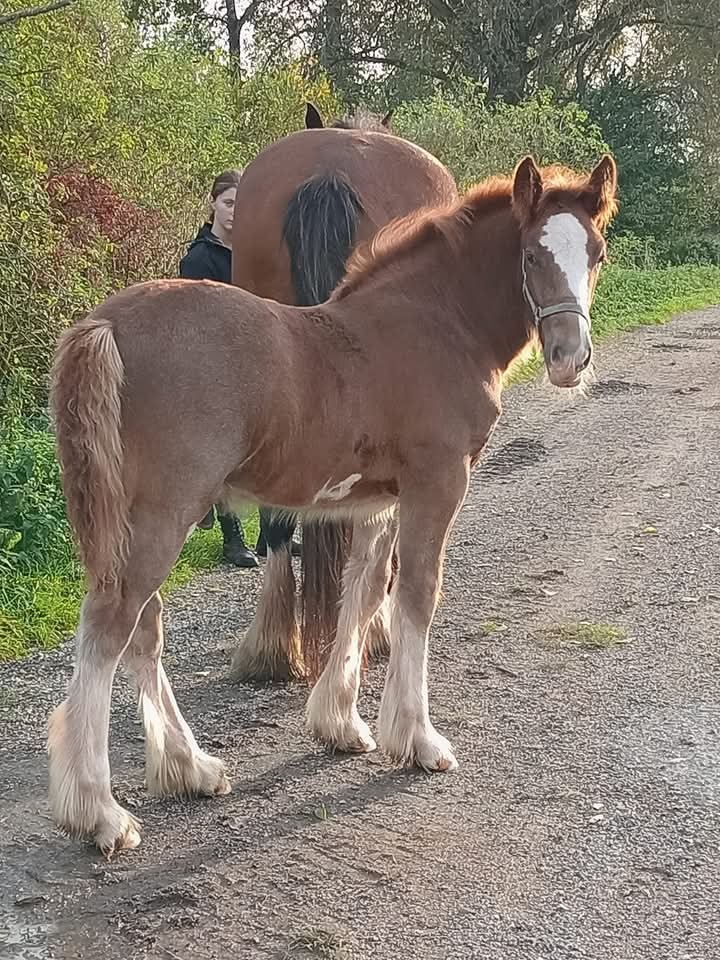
top-left (179, 170), bottom-right (262, 567)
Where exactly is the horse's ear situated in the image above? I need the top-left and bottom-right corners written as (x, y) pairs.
top-left (584, 154), bottom-right (618, 231)
top-left (512, 155), bottom-right (543, 224)
top-left (305, 103), bottom-right (324, 129)
top-left (381, 109), bottom-right (394, 128)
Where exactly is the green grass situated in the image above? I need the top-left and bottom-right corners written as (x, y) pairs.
top-left (536, 621), bottom-right (629, 650)
top-left (0, 517), bottom-right (258, 662)
top-left (506, 264), bottom-right (720, 385)
top-left (1, 264), bottom-right (719, 662)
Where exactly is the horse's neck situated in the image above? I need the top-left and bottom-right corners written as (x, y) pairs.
top-left (377, 208), bottom-right (532, 376)
top-left (329, 207), bottom-right (532, 380)
top-left (452, 209), bottom-right (533, 373)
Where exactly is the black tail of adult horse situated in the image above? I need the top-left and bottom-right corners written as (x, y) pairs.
top-left (283, 174), bottom-right (363, 681)
top-left (283, 174), bottom-right (363, 307)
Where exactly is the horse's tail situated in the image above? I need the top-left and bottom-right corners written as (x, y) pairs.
top-left (283, 174), bottom-right (363, 681)
top-left (283, 173), bottom-right (363, 306)
top-left (50, 315), bottom-right (130, 591)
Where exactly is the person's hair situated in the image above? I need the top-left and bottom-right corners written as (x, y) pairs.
top-left (206, 168), bottom-right (243, 225)
top-left (210, 169), bottom-right (243, 200)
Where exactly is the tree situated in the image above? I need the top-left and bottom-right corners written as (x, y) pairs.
top-left (0, 0), bottom-right (76, 28)
top-left (223, 0), bottom-right (720, 106)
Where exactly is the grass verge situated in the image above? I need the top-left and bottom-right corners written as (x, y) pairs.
top-left (2, 265), bottom-right (720, 660)
top-left (0, 517), bottom-right (259, 661)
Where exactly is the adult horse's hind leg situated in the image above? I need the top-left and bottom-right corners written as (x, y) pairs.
top-left (377, 466), bottom-right (469, 772)
top-left (361, 526), bottom-right (398, 660)
top-left (123, 592), bottom-right (230, 798)
top-left (365, 587), bottom-right (392, 659)
top-left (305, 515), bottom-right (395, 752)
top-left (229, 514), bottom-right (303, 682)
top-left (47, 514), bottom-right (200, 855)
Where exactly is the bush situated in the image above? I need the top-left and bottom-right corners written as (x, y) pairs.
top-left (581, 78), bottom-right (720, 265)
top-left (608, 233), bottom-right (658, 270)
top-left (392, 84), bottom-right (608, 188)
top-left (0, 373), bottom-right (73, 575)
top-left (655, 233), bottom-right (720, 267)
top-left (0, 0), bottom-right (340, 415)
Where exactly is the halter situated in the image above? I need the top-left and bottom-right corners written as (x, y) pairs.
top-left (521, 250), bottom-right (590, 329)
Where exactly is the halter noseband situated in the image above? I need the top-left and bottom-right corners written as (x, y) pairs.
top-left (521, 250), bottom-right (590, 329)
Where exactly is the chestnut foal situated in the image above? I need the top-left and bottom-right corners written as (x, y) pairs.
top-left (48, 154), bottom-right (617, 855)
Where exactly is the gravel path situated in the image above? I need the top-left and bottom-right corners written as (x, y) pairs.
top-left (1, 307), bottom-right (719, 960)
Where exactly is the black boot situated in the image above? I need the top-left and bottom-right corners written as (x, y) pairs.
top-left (218, 512), bottom-right (259, 568)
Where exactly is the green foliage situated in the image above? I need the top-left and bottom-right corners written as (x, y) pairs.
top-left (0, 373), bottom-right (72, 574)
top-left (392, 84), bottom-right (608, 188)
top-left (608, 233), bottom-right (658, 271)
top-left (234, 64), bottom-right (341, 161)
top-left (591, 266), bottom-right (720, 336)
top-left (582, 78), bottom-right (720, 266)
top-left (0, 0), bottom-right (339, 406)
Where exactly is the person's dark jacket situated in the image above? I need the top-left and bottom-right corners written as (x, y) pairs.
top-left (179, 223), bottom-right (231, 283)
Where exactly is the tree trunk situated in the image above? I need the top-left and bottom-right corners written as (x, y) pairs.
top-left (225, 0), bottom-right (241, 61)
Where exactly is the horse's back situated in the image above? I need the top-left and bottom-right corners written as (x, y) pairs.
top-left (231, 129), bottom-right (457, 300)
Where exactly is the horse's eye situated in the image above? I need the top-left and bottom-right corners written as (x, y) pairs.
top-left (525, 250), bottom-right (537, 266)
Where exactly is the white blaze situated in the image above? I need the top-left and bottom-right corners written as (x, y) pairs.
top-left (539, 213), bottom-right (591, 322)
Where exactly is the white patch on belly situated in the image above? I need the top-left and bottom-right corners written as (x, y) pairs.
top-left (313, 473), bottom-right (362, 503)
top-left (539, 212), bottom-right (591, 321)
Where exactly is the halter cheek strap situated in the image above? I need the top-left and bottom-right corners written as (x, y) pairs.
top-left (521, 250), bottom-right (590, 328)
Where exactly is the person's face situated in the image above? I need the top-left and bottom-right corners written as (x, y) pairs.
top-left (211, 187), bottom-right (237, 233)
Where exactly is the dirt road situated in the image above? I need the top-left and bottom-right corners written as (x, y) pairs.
top-left (1, 307), bottom-right (719, 960)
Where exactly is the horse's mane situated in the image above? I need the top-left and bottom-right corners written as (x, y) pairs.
top-left (332, 177), bottom-right (512, 302)
top-left (332, 165), bottom-right (614, 302)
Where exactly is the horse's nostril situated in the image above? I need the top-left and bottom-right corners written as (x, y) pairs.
top-left (578, 347), bottom-right (592, 372)
top-left (551, 345), bottom-right (563, 365)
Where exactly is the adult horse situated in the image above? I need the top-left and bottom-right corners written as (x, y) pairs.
top-left (229, 103), bottom-right (458, 683)
top-left (48, 154), bottom-right (618, 855)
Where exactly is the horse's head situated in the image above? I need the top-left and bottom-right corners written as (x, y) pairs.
top-left (305, 102), bottom-right (394, 132)
top-left (512, 154), bottom-right (618, 388)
